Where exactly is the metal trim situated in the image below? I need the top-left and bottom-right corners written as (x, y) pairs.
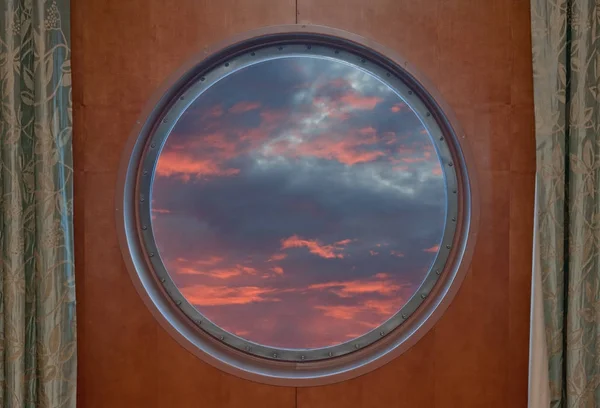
top-left (116, 24), bottom-right (479, 386)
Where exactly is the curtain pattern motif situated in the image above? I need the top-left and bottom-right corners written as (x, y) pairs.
top-left (0, 0), bottom-right (76, 407)
top-left (531, 0), bottom-right (600, 406)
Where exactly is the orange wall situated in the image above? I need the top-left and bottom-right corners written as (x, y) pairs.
top-left (72, 0), bottom-right (535, 406)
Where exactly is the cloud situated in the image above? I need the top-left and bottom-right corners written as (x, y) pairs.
top-left (202, 105), bottom-right (224, 120)
top-left (308, 274), bottom-right (403, 298)
top-left (314, 305), bottom-right (368, 321)
top-left (266, 130), bottom-right (385, 166)
top-left (155, 151), bottom-right (240, 181)
top-left (229, 101), bottom-right (261, 114)
top-left (181, 284), bottom-right (280, 306)
top-left (270, 266), bottom-right (284, 275)
top-left (339, 93), bottom-right (382, 110)
top-left (267, 253), bottom-right (287, 262)
top-left (170, 257), bottom-right (257, 280)
top-left (423, 245), bottom-right (440, 253)
top-left (195, 256), bottom-right (224, 266)
top-left (176, 265), bottom-right (256, 280)
top-left (314, 299), bottom-right (399, 324)
top-left (391, 103), bottom-right (408, 113)
top-left (281, 235), bottom-right (353, 259)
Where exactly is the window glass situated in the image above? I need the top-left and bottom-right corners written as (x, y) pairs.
top-left (151, 56), bottom-right (446, 349)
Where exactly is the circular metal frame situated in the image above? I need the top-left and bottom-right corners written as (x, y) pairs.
top-left (116, 24), bottom-right (479, 386)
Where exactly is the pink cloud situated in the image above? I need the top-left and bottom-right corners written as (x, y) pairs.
top-left (308, 275), bottom-right (403, 298)
top-left (202, 105), bottom-right (224, 120)
top-left (268, 253), bottom-right (288, 262)
top-left (270, 131), bottom-right (384, 166)
top-left (181, 285), bottom-right (280, 306)
top-left (401, 157), bottom-right (427, 164)
top-left (152, 208), bottom-right (171, 214)
top-left (339, 93), bottom-right (382, 110)
top-left (229, 101), bottom-right (261, 114)
top-left (424, 245), bottom-right (440, 253)
top-left (155, 151), bottom-right (239, 181)
top-left (195, 256), bottom-right (224, 266)
top-left (260, 109), bottom-right (286, 124)
top-left (270, 266), bottom-right (284, 275)
top-left (359, 127), bottom-right (377, 135)
top-left (172, 257), bottom-right (256, 280)
top-left (391, 103), bottom-right (408, 113)
top-left (281, 235), bottom-right (352, 259)
top-left (390, 250), bottom-right (404, 257)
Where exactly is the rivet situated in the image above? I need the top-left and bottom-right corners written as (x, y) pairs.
top-left (436, 269), bottom-right (441, 275)
top-left (402, 313), bottom-right (407, 319)
top-left (408, 90), bottom-right (413, 95)
top-left (421, 294), bottom-right (426, 299)
top-left (150, 143), bottom-right (156, 148)
top-left (220, 335), bottom-right (224, 340)
top-left (149, 252), bottom-right (154, 257)
top-left (452, 217), bottom-right (456, 222)
top-left (273, 353), bottom-right (278, 358)
top-left (176, 300), bottom-right (182, 305)
top-left (140, 197), bottom-right (145, 202)
top-left (180, 96), bottom-right (184, 100)
top-left (142, 225), bottom-right (147, 230)
top-left (328, 352), bottom-right (333, 357)
top-left (446, 245), bottom-right (451, 249)
top-left (160, 278), bottom-right (165, 283)
top-left (354, 344), bottom-right (360, 349)
top-left (162, 118), bottom-right (167, 123)
top-left (448, 162), bottom-right (454, 167)
top-left (386, 72), bottom-right (391, 77)
top-left (196, 320), bottom-right (202, 325)
top-left (200, 77), bottom-right (205, 81)
top-left (224, 62), bottom-right (229, 67)
top-left (306, 45), bottom-right (311, 49)
top-left (251, 52), bottom-right (255, 56)
top-left (334, 50), bottom-right (340, 54)
top-left (361, 58), bottom-right (366, 63)
top-left (301, 355), bottom-right (306, 360)
top-left (245, 346), bottom-right (251, 351)
top-left (143, 170), bottom-right (148, 175)
top-left (426, 112), bottom-right (431, 117)
top-left (380, 331), bottom-right (385, 336)
top-left (453, 190), bottom-right (457, 194)
top-left (440, 137), bottom-right (444, 141)
top-left (278, 46), bottom-right (283, 50)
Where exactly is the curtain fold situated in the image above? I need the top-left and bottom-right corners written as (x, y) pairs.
top-left (531, 0), bottom-right (600, 406)
top-left (0, 1), bottom-right (76, 407)
top-left (530, 180), bottom-right (551, 407)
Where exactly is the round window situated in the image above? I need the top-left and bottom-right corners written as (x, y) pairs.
top-left (117, 25), bottom-right (477, 385)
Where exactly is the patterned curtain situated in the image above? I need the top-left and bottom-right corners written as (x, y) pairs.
top-left (0, 1), bottom-right (76, 407)
top-left (531, 0), bottom-right (600, 406)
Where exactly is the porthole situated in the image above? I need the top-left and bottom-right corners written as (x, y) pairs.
top-left (116, 25), bottom-right (478, 386)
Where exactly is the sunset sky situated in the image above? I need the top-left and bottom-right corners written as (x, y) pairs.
top-left (151, 56), bottom-right (447, 350)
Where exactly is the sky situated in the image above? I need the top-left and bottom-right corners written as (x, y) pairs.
top-left (151, 56), bottom-right (447, 350)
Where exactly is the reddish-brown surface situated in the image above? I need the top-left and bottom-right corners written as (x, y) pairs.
top-left (72, 0), bottom-right (534, 406)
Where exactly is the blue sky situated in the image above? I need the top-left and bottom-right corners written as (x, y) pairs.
top-left (151, 56), bottom-right (447, 349)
